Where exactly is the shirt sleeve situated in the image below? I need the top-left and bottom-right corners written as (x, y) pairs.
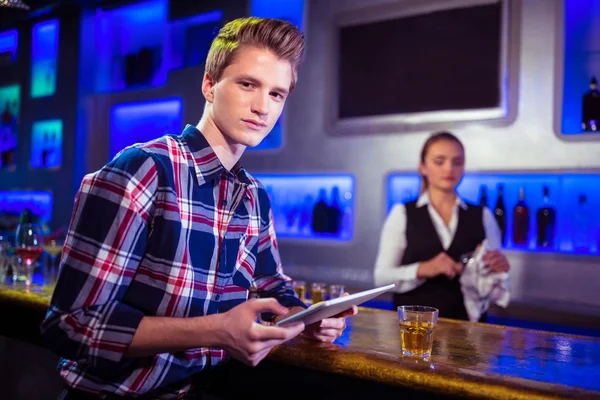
top-left (374, 204), bottom-right (426, 293)
top-left (40, 148), bottom-right (159, 375)
top-left (253, 189), bottom-right (306, 311)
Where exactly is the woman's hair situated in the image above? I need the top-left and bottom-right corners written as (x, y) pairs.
top-left (419, 131), bottom-right (465, 195)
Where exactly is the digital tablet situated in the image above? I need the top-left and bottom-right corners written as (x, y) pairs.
top-left (275, 283), bottom-right (395, 326)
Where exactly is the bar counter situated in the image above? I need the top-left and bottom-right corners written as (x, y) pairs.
top-left (1, 283), bottom-right (599, 400)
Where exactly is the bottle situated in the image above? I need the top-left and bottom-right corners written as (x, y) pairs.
top-left (479, 185), bottom-right (488, 208)
top-left (572, 193), bottom-right (590, 253)
top-left (536, 186), bottom-right (556, 249)
top-left (512, 187), bottom-right (529, 246)
top-left (494, 184), bottom-right (507, 246)
top-left (582, 76), bottom-right (600, 132)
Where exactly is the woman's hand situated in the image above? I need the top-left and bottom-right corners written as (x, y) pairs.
top-left (417, 252), bottom-right (462, 280)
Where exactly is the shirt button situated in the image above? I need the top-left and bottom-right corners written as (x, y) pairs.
top-left (214, 294), bottom-right (221, 301)
top-left (222, 200), bottom-right (228, 206)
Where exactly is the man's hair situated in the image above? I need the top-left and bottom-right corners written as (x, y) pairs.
top-left (205, 17), bottom-right (305, 92)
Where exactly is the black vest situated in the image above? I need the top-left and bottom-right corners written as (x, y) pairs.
top-left (392, 200), bottom-right (485, 320)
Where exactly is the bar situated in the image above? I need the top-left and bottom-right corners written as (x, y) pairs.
top-left (1, 285), bottom-right (599, 399)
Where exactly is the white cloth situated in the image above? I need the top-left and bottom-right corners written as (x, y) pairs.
top-left (374, 192), bottom-right (510, 321)
top-left (459, 239), bottom-right (510, 321)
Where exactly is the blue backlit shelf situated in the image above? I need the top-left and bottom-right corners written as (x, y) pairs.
top-left (0, 29), bottom-right (18, 65)
top-left (560, 0), bottom-right (600, 136)
top-left (0, 190), bottom-right (53, 232)
top-left (254, 174), bottom-right (355, 242)
top-left (0, 84), bottom-right (20, 170)
top-left (31, 19), bottom-right (59, 98)
top-left (80, 0), bottom-right (223, 94)
top-left (110, 98), bottom-right (183, 158)
top-left (387, 172), bottom-right (600, 256)
top-left (31, 119), bottom-right (62, 169)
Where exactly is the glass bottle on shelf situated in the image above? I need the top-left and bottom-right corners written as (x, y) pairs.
top-left (479, 185), bottom-right (488, 208)
top-left (536, 185), bottom-right (556, 249)
top-left (494, 184), bottom-right (507, 246)
top-left (582, 76), bottom-right (600, 132)
top-left (572, 193), bottom-right (590, 253)
top-left (512, 187), bottom-right (529, 246)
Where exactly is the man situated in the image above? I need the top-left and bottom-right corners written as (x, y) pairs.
top-left (42, 17), bottom-right (356, 399)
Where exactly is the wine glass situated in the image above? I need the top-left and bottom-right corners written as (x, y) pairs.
top-left (43, 234), bottom-right (65, 285)
top-left (15, 223), bottom-right (44, 286)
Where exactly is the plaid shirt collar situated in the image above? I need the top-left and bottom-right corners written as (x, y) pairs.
top-left (181, 124), bottom-right (253, 187)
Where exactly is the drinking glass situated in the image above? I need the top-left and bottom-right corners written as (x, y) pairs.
top-left (397, 305), bottom-right (439, 357)
top-left (14, 224), bottom-right (44, 286)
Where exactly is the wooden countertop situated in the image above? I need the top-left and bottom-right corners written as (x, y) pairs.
top-left (1, 283), bottom-right (599, 399)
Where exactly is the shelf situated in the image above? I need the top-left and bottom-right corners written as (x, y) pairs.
top-left (560, 0), bottom-right (600, 136)
top-left (31, 119), bottom-right (62, 169)
top-left (0, 84), bottom-right (20, 170)
top-left (387, 172), bottom-right (600, 256)
top-left (80, 0), bottom-right (223, 94)
top-left (253, 174), bottom-right (355, 242)
top-left (110, 98), bottom-right (183, 158)
top-left (0, 29), bottom-right (18, 66)
top-left (31, 19), bottom-right (59, 99)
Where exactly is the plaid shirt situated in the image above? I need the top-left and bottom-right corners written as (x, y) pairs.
top-left (41, 125), bottom-right (305, 399)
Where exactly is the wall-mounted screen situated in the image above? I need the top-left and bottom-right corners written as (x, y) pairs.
top-left (254, 174), bottom-right (355, 241)
top-left (332, 0), bottom-right (511, 135)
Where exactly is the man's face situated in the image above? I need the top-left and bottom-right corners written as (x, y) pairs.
top-left (203, 45), bottom-right (293, 147)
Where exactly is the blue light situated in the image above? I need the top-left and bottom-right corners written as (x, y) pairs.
top-left (0, 30), bottom-right (18, 62)
top-left (0, 84), bottom-right (20, 170)
top-left (561, 0), bottom-right (600, 134)
top-left (253, 174), bottom-right (355, 241)
top-left (250, 0), bottom-right (305, 30)
top-left (0, 191), bottom-right (53, 229)
top-left (167, 10), bottom-right (223, 71)
top-left (387, 172), bottom-right (600, 255)
top-left (31, 19), bottom-right (59, 98)
top-left (246, 0), bottom-right (305, 152)
top-left (31, 119), bottom-right (62, 169)
top-left (110, 98), bottom-right (183, 158)
top-left (92, 0), bottom-right (168, 93)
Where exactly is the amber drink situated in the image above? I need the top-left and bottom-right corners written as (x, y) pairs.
top-left (397, 306), bottom-right (438, 357)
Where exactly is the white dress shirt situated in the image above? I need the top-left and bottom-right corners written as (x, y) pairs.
top-left (374, 192), bottom-right (510, 321)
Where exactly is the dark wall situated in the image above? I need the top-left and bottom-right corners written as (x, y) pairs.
top-left (0, 6), bottom-right (81, 231)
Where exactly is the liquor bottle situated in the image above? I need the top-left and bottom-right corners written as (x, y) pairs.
top-left (572, 193), bottom-right (590, 253)
top-left (512, 187), bottom-right (529, 246)
top-left (536, 186), bottom-right (556, 249)
top-left (479, 185), bottom-right (488, 208)
top-left (582, 76), bottom-right (600, 132)
top-left (494, 184), bottom-right (507, 246)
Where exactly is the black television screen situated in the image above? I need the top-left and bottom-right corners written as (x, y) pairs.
top-left (338, 2), bottom-right (503, 119)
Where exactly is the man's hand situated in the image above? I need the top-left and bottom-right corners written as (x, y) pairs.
top-left (219, 298), bottom-right (305, 366)
top-left (276, 293), bottom-right (358, 343)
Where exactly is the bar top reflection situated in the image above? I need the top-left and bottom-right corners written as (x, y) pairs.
top-left (270, 307), bottom-right (600, 399)
top-left (1, 285), bottom-right (599, 399)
